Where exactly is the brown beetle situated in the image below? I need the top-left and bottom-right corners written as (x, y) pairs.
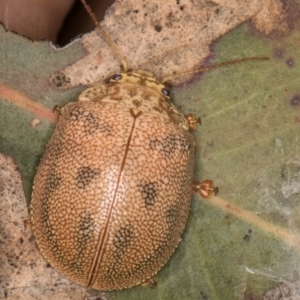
top-left (30, 0), bottom-right (267, 291)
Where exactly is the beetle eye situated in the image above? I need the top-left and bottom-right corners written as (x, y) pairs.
top-left (161, 88), bottom-right (170, 97)
top-left (112, 74), bottom-right (122, 81)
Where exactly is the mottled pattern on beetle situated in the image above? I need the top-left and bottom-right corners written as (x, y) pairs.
top-left (149, 134), bottom-right (192, 157)
top-left (76, 166), bottom-right (101, 189)
top-left (31, 121), bottom-right (99, 275)
top-left (79, 82), bottom-right (190, 131)
top-left (31, 87), bottom-right (195, 290)
top-left (31, 101), bottom-right (133, 284)
top-left (92, 108), bottom-right (195, 290)
top-left (69, 106), bottom-right (112, 136)
top-left (137, 181), bottom-right (158, 207)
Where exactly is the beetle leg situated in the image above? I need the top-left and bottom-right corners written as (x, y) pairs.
top-left (193, 180), bottom-right (218, 198)
top-left (141, 277), bottom-right (157, 288)
top-left (149, 278), bottom-right (157, 289)
top-left (23, 219), bottom-right (31, 228)
top-left (84, 293), bottom-right (108, 300)
top-left (185, 113), bottom-right (201, 130)
top-left (53, 105), bottom-right (62, 116)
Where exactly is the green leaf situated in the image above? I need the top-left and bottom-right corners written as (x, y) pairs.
top-left (1, 4), bottom-right (300, 299)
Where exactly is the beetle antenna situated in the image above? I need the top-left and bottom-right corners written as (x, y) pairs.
top-left (162, 57), bottom-right (269, 83)
top-left (80, 0), bottom-right (128, 72)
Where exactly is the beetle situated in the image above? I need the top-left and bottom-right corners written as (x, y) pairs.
top-left (30, 0), bottom-right (267, 291)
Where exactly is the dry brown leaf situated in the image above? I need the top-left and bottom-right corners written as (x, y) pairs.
top-left (0, 154), bottom-right (88, 300)
top-left (51, 0), bottom-right (287, 89)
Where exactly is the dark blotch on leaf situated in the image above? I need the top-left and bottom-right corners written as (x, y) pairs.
top-left (290, 95), bottom-right (300, 107)
top-left (52, 72), bottom-right (71, 88)
top-left (286, 58), bottom-right (294, 68)
top-left (154, 25), bottom-right (162, 32)
top-left (273, 48), bottom-right (283, 59)
top-left (244, 234), bottom-right (251, 242)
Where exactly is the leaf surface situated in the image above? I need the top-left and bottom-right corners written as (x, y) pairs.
top-left (1, 0), bottom-right (299, 299)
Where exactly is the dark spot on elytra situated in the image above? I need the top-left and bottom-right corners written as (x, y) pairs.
top-left (70, 106), bottom-right (84, 120)
top-left (166, 206), bottom-right (179, 226)
top-left (108, 225), bottom-right (173, 280)
top-left (157, 135), bottom-right (191, 156)
top-left (70, 108), bottom-right (100, 133)
top-left (40, 172), bottom-right (89, 275)
top-left (149, 134), bottom-right (191, 157)
top-left (215, 8), bottom-right (220, 14)
top-left (138, 181), bottom-right (158, 207)
top-left (180, 5), bottom-right (184, 11)
top-left (176, 0), bottom-right (180, 4)
top-left (290, 95), bottom-right (300, 107)
top-left (19, 237), bottom-right (24, 244)
top-left (41, 170), bottom-right (62, 227)
top-left (126, 242), bottom-right (167, 277)
top-left (113, 223), bottom-right (134, 257)
top-left (133, 9), bottom-right (139, 13)
top-left (106, 223), bottom-right (134, 278)
top-left (48, 172), bottom-right (61, 191)
top-left (76, 166), bottom-right (100, 189)
top-left (286, 58), bottom-right (294, 68)
top-left (75, 213), bottom-right (95, 254)
top-left (82, 111), bottom-right (100, 134)
top-left (154, 25), bottom-right (162, 32)
top-left (177, 136), bottom-right (191, 153)
top-left (69, 106), bottom-right (111, 135)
